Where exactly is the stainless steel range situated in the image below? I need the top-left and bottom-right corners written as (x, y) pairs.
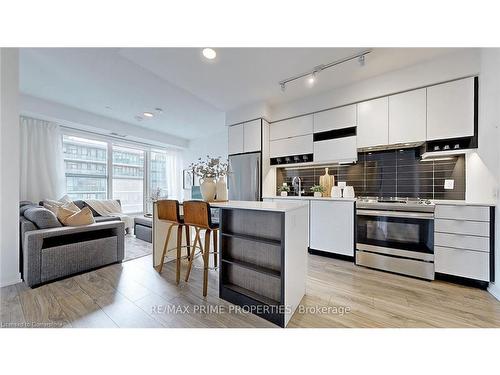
top-left (356, 197), bottom-right (435, 280)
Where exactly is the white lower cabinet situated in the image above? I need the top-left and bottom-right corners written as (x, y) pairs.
top-left (434, 204), bottom-right (493, 282)
top-left (310, 200), bottom-right (354, 256)
top-left (435, 246), bottom-right (489, 282)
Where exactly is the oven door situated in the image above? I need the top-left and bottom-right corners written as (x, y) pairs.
top-left (356, 209), bottom-right (434, 257)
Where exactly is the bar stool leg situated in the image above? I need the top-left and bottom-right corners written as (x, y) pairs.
top-left (176, 225), bottom-right (183, 284)
top-left (185, 227), bottom-right (201, 282)
top-left (185, 225), bottom-right (191, 259)
top-left (203, 229), bottom-right (211, 297)
top-left (213, 229), bottom-right (218, 268)
top-left (158, 223), bottom-right (174, 273)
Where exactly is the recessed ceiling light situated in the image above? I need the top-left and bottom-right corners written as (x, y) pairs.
top-left (202, 48), bottom-right (216, 60)
top-left (143, 112), bottom-right (154, 118)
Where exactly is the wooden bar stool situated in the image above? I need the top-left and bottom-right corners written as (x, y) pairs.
top-left (183, 200), bottom-right (219, 297)
top-left (156, 200), bottom-right (198, 284)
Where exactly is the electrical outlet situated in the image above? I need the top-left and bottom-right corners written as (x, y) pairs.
top-left (444, 179), bottom-right (455, 190)
top-left (338, 181), bottom-right (347, 188)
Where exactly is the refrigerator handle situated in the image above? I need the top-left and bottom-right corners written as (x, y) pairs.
top-left (256, 158), bottom-right (260, 201)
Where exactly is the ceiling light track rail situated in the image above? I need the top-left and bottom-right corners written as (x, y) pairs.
top-left (278, 49), bottom-right (372, 91)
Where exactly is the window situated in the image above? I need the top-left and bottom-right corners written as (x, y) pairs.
top-left (62, 133), bottom-right (183, 214)
top-left (148, 150), bottom-right (169, 213)
top-left (112, 145), bottom-right (145, 214)
top-left (63, 135), bottom-right (108, 200)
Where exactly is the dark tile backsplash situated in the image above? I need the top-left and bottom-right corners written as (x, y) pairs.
top-left (276, 148), bottom-right (465, 200)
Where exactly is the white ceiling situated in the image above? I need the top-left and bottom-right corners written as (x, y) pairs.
top-left (20, 47), bottom-right (463, 141)
top-left (19, 48), bottom-right (225, 140)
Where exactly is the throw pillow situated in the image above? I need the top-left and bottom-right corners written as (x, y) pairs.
top-left (24, 207), bottom-right (62, 229)
top-left (59, 194), bottom-right (72, 203)
top-left (43, 197), bottom-right (79, 215)
top-left (63, 207), bottom-right (95, 226)
top-left (56, 206), bottom-right (78, 224)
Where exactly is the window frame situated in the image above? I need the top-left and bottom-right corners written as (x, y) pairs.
top-left (61, 128), bottom-right (182, 214)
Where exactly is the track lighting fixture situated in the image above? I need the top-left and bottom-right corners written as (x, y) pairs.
top-left (358, 55), bottom-right (365, 66)
top-left (278, 49), bottom-right (371, 92)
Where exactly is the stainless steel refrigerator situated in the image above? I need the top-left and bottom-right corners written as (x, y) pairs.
top-left (228, 152), bottom-right (261, 201)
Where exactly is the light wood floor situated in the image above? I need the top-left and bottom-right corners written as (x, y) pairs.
top-left (124, 234), bottom-right (152, 261)
top-left (2, 239), bottom-right (500, 328)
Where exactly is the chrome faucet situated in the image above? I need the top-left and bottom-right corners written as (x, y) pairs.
top-left (292, 176), bottom-right (302, 197)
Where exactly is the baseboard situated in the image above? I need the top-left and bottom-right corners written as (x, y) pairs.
top-left (0, 273), bottom-right (22, 288)
top-left (488, 282), bottom-right (500, 301)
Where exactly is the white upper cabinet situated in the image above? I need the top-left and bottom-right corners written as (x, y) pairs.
top-left (426, 77), bottom-right (475, 141)
top-left (313, 104), bottom-right (357, 133)
top-left (388, 88), bottom-right (426, 144)
top-left (269, 134), bottom-right (313, 158)
top-left (269, 115), bottom-right (313, 141)
top-left (228, 124), bottom-right (244, 155)
top-left (356, 97), bottom-right (389, 148)
top-left (313, 136), bottom-right (357, 163)
top-left (243, 119), bottom-right (262, 153)
top-left (228, 120), bottom-right (262, 155)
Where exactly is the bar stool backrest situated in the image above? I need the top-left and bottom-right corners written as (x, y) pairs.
top-left (157, 200), bottom-right (182, 223)
top-left (183, 200), bottom-right (212, 229)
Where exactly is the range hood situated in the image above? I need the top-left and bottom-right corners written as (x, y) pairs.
top-left (420, 135), bottom-right (477, 159)
top-left (357, 141), bottom-right (424, 153)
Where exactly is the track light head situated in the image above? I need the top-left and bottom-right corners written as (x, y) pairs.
top-left (280, 82), bottom-right (286, 92)
top-left (358, 54), bottom-right (366, 66)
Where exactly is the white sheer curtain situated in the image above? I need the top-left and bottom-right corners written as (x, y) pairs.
top-left (165, 148), bottom-right (184, 200)
top-left (20, 116), bottom-right (65, 202)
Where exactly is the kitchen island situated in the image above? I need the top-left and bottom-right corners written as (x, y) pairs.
top-left (210, 200), bottom-right (309, 327)
top-left (152, 200), bottom-right (309, 327)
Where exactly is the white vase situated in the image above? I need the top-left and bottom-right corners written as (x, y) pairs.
top-left (200, 177), bottom-right (216, 201)
top-left (314, 192), bottom-right (322, 197)
top-left (280, 191), bottom-right (288, 197)
top-left (216, 176), bottom-right (228, 201)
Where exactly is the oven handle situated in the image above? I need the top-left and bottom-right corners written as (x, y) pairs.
top-left (356, 209), bottom-right (434, 220)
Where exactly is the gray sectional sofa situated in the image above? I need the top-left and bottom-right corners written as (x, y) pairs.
top-left (19, 200), bottom-right (125, 287)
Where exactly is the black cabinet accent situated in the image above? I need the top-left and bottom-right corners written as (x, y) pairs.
top-left (270, 153), bottom-right (313, 166)
top-left (313, 126), bottom-right (357, 142)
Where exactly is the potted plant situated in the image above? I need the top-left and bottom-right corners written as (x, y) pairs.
top-left (188, 156), bottom-right (229, 201)
top-left (310, 185), bottom-right (325, 198)
top-left (278, 184), bottom-right (290, 197)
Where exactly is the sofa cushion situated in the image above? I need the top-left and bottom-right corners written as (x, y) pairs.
top-left (73, 200), bottom-right (101, 217)
top-left (134, 216), bottom-right (152, 228)
top-left (95, 216), bottom-right (121, 223)
top-left (23, 207), bottom-right (62, 229)
top-left (62, 207), bottom-right (96, 226)
top-left (20, 201), bottom-right (33, 207)
top-left (20, 204), bottom-right (39, 216)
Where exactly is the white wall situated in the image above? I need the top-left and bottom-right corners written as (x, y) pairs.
top-left (0, 48), bottom-right (20, 287)
top-left (21, 94), bottom-right (189, 149)
top-left (270, 49), bottom-right (481, 121)
top-left (183, 129), bottom-right (228, 198)
top-left (225, 101), bottom-right (271, 126)
top-left (479, 48), bottom-right (500, 300)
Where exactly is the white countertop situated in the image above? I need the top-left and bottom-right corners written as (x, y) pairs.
top-left (431, 200), bottom-right (496, 206)
top-left (263, 195), bottom-right (356, 202)
top-left (264, 196), bottom-right (495, 206)
top-left (209, 200), bottom-right (308, 212)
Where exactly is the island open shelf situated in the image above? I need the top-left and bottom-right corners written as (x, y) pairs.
top-left (211, 200), bottom-right (309, 327)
